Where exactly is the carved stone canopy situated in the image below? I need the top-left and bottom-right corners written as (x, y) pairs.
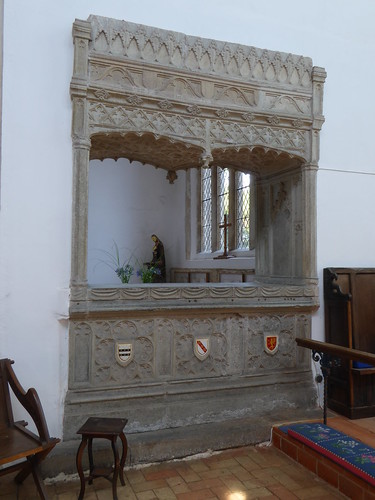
top-left (70, 15), bottom-right (326, 289)
top-left (90, 132), bottom-right (303, 175)
top-left (72, 15), bottom-right (326, 180)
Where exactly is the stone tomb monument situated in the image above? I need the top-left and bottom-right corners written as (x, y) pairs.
top-left (66, 15), bottom-right (326, 461)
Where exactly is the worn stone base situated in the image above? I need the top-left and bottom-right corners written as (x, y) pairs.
top-left (42, 406), bottom-right (323, 479)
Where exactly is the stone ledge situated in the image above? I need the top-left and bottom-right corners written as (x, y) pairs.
top-left (42, 406), bottom-right (322, 479)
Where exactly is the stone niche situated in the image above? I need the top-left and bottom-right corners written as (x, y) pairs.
top-left (66, 15), bottom-right (326, 458)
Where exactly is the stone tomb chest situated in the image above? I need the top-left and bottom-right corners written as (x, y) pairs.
top-left (65, 15), bottom-right (326, 458)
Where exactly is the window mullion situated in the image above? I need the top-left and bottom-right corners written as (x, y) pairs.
top-left (211, 167), bottom-right (218, 252)
top-left (228, 169), bottom-right (236, 251)
top-left (249, 174), bottom-right (256, 250)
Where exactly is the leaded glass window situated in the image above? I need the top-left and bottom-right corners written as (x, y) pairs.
top-left (236, 171), bottom-right (250, 249)
top-left (200, 167), bottom-right (253, 254)
top-left (217, 167), bottom-right (229, 250)
top-left (201, 168), bottom-right (212, 253)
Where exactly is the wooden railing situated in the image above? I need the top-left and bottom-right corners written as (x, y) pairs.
top-left (295, 338), bottom-right (375, 423)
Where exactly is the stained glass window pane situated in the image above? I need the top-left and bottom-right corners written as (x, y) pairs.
top-left (236, 172), bottom-right (250, 249)
top-left (201, 169), bottom-right (212, 252)
top-left (218, 167), bottom-right (229, 250)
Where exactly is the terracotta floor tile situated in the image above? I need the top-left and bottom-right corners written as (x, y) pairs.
top-left (132, 478), bottom-right (169, 493)
top-left (272, 472), bottom-right (304, 491)
top-left (189, 462), bottom-right (210, 472)
top-left (243, 478), bottom-right (279, 490)
top-left (115, 485), bottom-right (138, 500)
top-left (143, 469), bottom-right (180, 481)
top-left (171, 483), bottom-right (191, 496)
top-left (136, 491), bottom-right (158, 500)
top-left (220, 476), bottom-right (249, 491)
top-left (187, 477), bottom-right (224, 491)
top-left (198, 468), bottom-right (234, 480)
top-left (126, 469), bottom-right (147, 484)
top-left (57, 491), bottom-right (87, 500)
top-left (294, 485), bottom-right (343, 499)
top-left (166, 476), bottom-right (186, 487)
top-left (268, 484), bottom-right (300, 500)
top-left (176, 488), bottom-right (215, 500)
top-left (208, 458), bottom-right (239, 470)
top-left (245, 487), bottom-right (275, 499)
top-left (153, 486), bottom-right (178, 499)
top-left (176, 471), bottom-right (201, 483)
top-left (248, 469), bottom-right (282, 487)
top-left (168, 483), bottom-right (190, 495)
top-left (228, 465), bottom-right (254, 481)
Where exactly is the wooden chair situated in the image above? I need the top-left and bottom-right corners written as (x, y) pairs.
top-left (0, 358), bottom-right (60, 499)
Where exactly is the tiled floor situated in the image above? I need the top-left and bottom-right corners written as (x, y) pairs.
top-left (0, 442), bottom-right (345, 499)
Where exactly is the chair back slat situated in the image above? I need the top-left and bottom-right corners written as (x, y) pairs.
top-left (0, 359), bottom-right (13, 429)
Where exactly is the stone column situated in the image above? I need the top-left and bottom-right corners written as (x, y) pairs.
top-left (70, 20), bottom-right (91, 296)
top-left (300, 66), bottom-right (326, 282)
top-left (301, 163), bottom-right (318, 280)
top-left (311, 66), bottom-right (327, 165)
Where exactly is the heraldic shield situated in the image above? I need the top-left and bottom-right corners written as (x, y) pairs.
top-left (194, 338), bottom-right (210, 361)
top-left (115, 342), bottom-right (134, 366)
top-left (264, 334), bottom-right (279, 355)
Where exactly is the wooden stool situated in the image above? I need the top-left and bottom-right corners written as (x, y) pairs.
top-left (76, 417), bottom-right (128, 500)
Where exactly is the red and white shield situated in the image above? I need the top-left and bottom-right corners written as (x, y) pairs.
top-left (264, 335), bottom-right (279, 355)
top-left (194, 338), bottom-right (210, 361)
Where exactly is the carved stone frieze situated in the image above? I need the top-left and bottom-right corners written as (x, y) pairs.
top-left (126, 94), bottom-right (143, 106)
top-left (242, 112), bottom-right (256, 122)
top-left (209, 121), bottom-right (306, 153)
top-left (94, 89), bottom-right (110, 100)
top-left (158, 75), bottom-right (203, 99)
top-left (267, 94), bottom-right (311, 115)
top-left (89, 15), bottom-right (312, 89)
top-left (88, 102), bottom-right (308, 171)
top-left (90, 63), bottom-right (140, 88)
top-left (67, 283), bottom-right (320, 317)
top-left (69, 311), bottom-right (311, 390)
top-left (88, 103), bottom-right (206, 141)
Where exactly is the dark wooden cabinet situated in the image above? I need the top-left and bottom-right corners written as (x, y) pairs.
top-left (324, 268), bottom-right (375, 418)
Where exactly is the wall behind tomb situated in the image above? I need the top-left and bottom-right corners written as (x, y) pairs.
top-left (1, 0), bottom-right (375, 439)
top-left (88, 159), bottom-right (186, 285)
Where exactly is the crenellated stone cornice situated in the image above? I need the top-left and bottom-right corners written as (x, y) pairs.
top-left (88, 15), bottom-right (313, 89)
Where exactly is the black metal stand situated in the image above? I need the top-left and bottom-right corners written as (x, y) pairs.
top-left (312, 350), bottom-right (341, 424)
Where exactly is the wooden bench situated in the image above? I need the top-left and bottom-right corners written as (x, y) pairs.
top-left (0, 358), bottom-right (60, 499)
top-left (324, 268), bottom-right (375, 418)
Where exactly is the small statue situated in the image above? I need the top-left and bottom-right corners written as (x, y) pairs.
top-left (149, 234), bottom-right (166, 283)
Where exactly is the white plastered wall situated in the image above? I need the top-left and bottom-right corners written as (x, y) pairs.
top-left (88, 159), bottom-right (186, 285)
top-left (0, 0), bottom-right (374, 438)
